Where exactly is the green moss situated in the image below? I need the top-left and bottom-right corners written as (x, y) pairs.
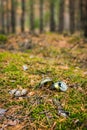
top-left (0, 34), bottom-right (8, 44)
top-left (0, 36), bottom-right (87, 129)
top-left (31, 104), bottom-right (45, 120)
top-left (68, 35), bottom-right (81, 44)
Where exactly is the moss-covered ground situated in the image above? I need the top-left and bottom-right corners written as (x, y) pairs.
top-left (0, 33), bottom-right (87, 130)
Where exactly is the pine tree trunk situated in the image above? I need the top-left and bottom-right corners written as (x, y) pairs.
top-left (1, 0), bottom-right (5, 34)
top-left (81, 0), bottom-right (87, 37)
top-left (6, 0), bottom-right (10, 33)
top-left (64, 0), bottom-right (70, 31)
top-left (29, 0), bottom-right (34, 33)
top-left (74, 0), bottom-right (81, 31)
top-left (50, 0), bottom-right (55, 32)
top-left (11, 0), bottom-right (16, 33)
top-left (69, 0), bottom-right (75, 34)
top-left (84, 0), bottom-right (87, 37)
top-left (58, 0), bottom-right (64, 33)
top-left (21, 0), bottom-right (25, 32)
top-left (80, 0), bottom-right (83, 28)
top-left (39, 0), bottom-right (44, 33)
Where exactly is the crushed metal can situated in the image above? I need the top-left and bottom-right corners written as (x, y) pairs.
top-left (51, 81), bottom-right (68, 91)
top-left (39, 77), bottom-right (53, 88)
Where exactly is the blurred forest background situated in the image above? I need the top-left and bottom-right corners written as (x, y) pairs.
top-left (0, 0), bottom-right (87, 36)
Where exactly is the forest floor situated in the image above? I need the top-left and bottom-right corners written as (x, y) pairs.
top-left (0, 33), bottom-right (87, 130)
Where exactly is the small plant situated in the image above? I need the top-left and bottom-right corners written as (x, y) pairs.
top-left (0, 34), bottom-right (8, 44)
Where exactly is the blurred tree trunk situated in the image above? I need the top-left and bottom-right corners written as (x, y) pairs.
top-left (30, 0), bottom-right (34, 33)
top-left (0, 1), bottom-right (1, 33)
top-left (80, 0), bottom-right (87, 37)
top-left (39, 0), bottom-right (44, 33)
top-left (69, 0), bottom-right (75, 34)
top-left (1, 0), bottom-right (5, 34)
top-left (80, 0), bottom-right (83, 28)
top-left (6, 0), bottom-right (10, 33)
top-left (74, 0), bottom-right (81, 31)
top-left (11, 0), bottom-right (16, 33)
top-left (58, 0), bottom-right (64, 33)
top-left (64, 0), bottom-right (70, 31)
top-left (84, 0), bottom-right (87, 37)
top-left (21, 0), bottom-right (25, 32)
top-left (50, 0), bottom-right (55, 32)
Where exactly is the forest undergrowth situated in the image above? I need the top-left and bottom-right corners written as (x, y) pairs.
top-left (0, 33), bottom-right (87, 130)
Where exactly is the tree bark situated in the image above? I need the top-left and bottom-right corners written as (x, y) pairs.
top-left (39, 0), bottom-right (44, 33)
top-left (21, 0), bottom-right (25, 32)
top-left (58, 0), bottom-right (64, 33)
top-left (50, 0), bottom-right (55, 32)
top-left (29, 0), bottom-right (34, 33)
top-left (69, 0), bottom-right (75, 34)
top-left (1, 0), bottom-right (5, 34)
top-left (81, 0), bottom-right (87, 37)
top-left (64, 0), bottom-right (70, 31)
top-left (6, 0), bottom-right (10, 33)
top-left (11, 0), bottom-right (16, 33)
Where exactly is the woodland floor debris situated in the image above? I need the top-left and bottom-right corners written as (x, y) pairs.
top-left (39, 77), bottom-right (53, 88)
top-left (0, 109), bottom-right (7, 117)
top-left (52, 98), bottom-right (70, 118)
top-left (9, 89), bottom-right (28, 97)
top-left (39, 78), bottom-right (68, 92)
top-left (51, 81), bottom-right (68, 91)
top-left (0, 33), bottom-right (87, 130)
top-left (23, 65), bottom-right (28, 71)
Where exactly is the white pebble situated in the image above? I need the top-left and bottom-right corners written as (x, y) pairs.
top-left (21, 89), bottom-right (28, 96)
top-left (23, 65), bottom-right (28, 71)
top-left (14, 90), bottom-right (21, 97)
top-left (9, 89), bottom-right (17, 95)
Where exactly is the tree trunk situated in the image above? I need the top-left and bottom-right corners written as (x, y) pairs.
top-left (64, 0), bottom-right (70, 31)
top-left (80, 0), bottom-right (83, 29)
top-left (58, 0), bottom-right (64, 33)
top-left (84, 0), bottom-right (87, 37)
top-left (11, 0), bottom-right (16, 33)
top-left (21, 0), bottom-right (25, 32)
top-left (74, 0), bottom-right (81, 31)
top-left (6, 0), bottom-right (10, 33)
top-left (29, 0), bottom-right (34, 33)
top-left (39, 0), bottom-right (44, 33)
top-left (81, 0), bottom-right (87, 37)
top-left (69, 0), bottom-right (75, 34)
top-left (50, 0), bottom-right (55, 32)
top-left (1, 0), bottom-right (5, 34)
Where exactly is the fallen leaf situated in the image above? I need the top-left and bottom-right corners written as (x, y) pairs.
top-left (28, 91), bottom-right (35, 96)
top-left (7, 119), bottom-right (19, 126)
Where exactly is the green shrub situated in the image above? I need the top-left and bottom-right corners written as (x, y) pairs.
top-left (0, 34), bottom-right (8, 44)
